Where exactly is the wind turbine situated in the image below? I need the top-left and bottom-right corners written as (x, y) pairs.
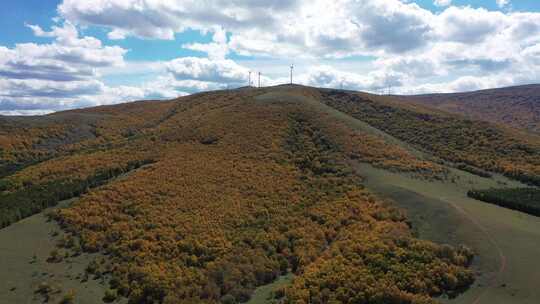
top-left (290, 64), bottom-right (294, 85)
top-left (258, 72), bottom-right (261, 88)
top-left (248, 71), bottom-right (252, 87)
top-left (385, 73), bottom-right (392, 95)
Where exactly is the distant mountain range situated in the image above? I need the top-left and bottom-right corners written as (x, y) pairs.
top-left (395, 84), bottom-right (540, 134)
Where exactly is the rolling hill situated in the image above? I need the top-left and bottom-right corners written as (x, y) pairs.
top-left (1, 85), bottom-right (539, 304)
top-left (395, 84), bottom-right (540, 135)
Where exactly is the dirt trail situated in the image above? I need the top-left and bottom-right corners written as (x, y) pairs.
top-left (443, 197), bottom-right (506, 304)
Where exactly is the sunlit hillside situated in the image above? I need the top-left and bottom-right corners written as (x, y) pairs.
top-left (1, 85), bottom-right (540, 304)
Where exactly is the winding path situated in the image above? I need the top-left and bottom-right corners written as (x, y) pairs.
top-left (443, 198), bottom-right (507, 304)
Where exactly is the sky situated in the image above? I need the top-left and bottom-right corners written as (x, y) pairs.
top-left (0, 0), bottom-right (539, 115)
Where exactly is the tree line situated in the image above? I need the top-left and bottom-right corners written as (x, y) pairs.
top-left (468, 187), bottom-right (540, 216)
top-left (0, 159), bottom-right (153, 228)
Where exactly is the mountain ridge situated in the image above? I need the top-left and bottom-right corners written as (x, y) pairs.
top-left (394, 84), bottom-right (540, 134)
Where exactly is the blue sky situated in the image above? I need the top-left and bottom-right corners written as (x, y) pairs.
top-left (0, 0), bottom-right (539, 114)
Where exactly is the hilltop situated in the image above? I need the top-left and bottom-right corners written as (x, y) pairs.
top-left (0, 85), bottom-right (539, 304)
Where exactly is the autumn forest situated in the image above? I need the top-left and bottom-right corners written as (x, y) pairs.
top-left (1, 85), bottom-right (540, 304)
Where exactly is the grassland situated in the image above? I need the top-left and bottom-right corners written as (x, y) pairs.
top-left (246, 273), bottom-right (293, 304)
top-left (0, 199), bottom-right (120, 304)
top-left (357, 163), bottom-right (540, 304)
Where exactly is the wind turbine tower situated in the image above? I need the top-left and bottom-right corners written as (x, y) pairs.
top-left (290, 64), bottom-right (294, 85)
top-left (248, 71), bottom-right (252, 87)
top-left (258, 72), bottom-right (261, 88)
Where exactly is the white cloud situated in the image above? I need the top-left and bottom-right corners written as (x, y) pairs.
top-left (296, 65), bottom-right (403, 93)
top-left (58, 0), bottom-right (436, 57)
top-left (0, 22), bottom-right (187, 113)
top-left (1, 22), bottom-right (126, 80)
top-left (497, 0), bottom-right (510, 8)
top-left (54, 0), bottom-right (540, 69)
top-left (434, 0), bottom-right (452, 6)
top-left (182, 27), bottom-right (230, 60)
top-left (0, 109), bottom-right (54, 116)
top-left (58, 0), bottom-right (300, 40)
top-left (3, 1), bottom-right (540, 114)
top-left (166, 57), bottom-right (248, 85)
top-left (435, 7), bottom-right (506, 44)
top-left (401, 75), bottom-right (513, 94)
top-left (0, 22), bottom-right (130, 112)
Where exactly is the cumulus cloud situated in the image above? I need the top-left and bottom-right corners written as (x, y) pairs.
top-left (0, 109), bottom-right (54, 116)
top-left (162, 56), bottom-right (283, 92)
top-left (166, 57), bottom-right (247, 84)
top-left (297, 65), bottom-right (403, 93)
top-left (1, 22), bottom-right (125, 80)
top-left (0, 22), bottom-right (127, 113)
top-left (353, 1), bottom-right (434, 53)
top-left (54, 0), bottom-right (540, 66)
top-left (58, 0), bottom-right (300, 40)
top-left (4, 0), bottom-right (540, 114)
top-left (434, 0), bottom-right (452, 6)
top-left (58, 0), bottom-right (438, 57)
top-left (497, 0), bottom-right (510, 8)
top-left (401, 75), bottom-right (513, 94)
top-left (0, 21), bottom-right (183, 114)
top-left (436, 7), bottom-right (505, 44)
top-left (182, 27), bottom-right (230, 60)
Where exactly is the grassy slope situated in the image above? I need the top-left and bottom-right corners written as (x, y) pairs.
top-left (246, 273), bottom-right (293, 304)
top-left (0, 199), bottom-right (121, 304)
top-left (357, 163), bottom-right (540, 304)
top-left (300, 86), bottom-right (540, 303)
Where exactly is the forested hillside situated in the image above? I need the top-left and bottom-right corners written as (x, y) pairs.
top-left (395, 84), bottom-right (540, 135)
top-left (0, 86), bottom-right (479, 304)
top-left (321, 89), bottom-right (540, 186)
top-left (0, 100), bottom-right (174, 177)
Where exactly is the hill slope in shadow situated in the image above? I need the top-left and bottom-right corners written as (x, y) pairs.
top-left (395, 84), bottom-right (540, 135)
